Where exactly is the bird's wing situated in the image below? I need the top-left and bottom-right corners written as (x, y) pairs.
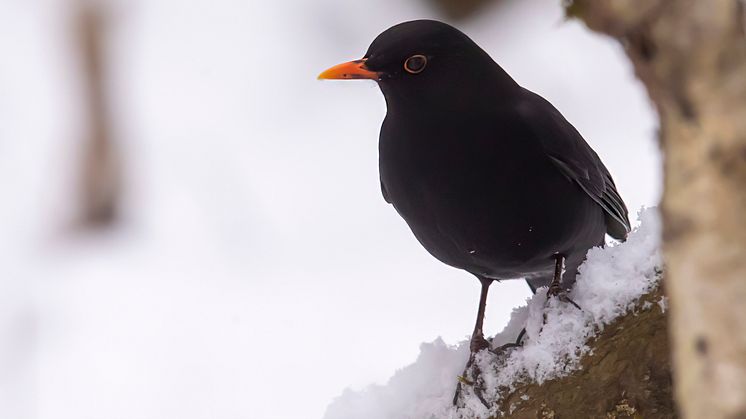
top-left (514, 90), bottom-right (631, 240)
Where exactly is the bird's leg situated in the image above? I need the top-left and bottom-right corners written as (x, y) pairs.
top-left (546, 253), bottom-right (564, 297)
top-left (470, 277), bottom-right (492, 353)
top-left (453, 277), bottom-right (493, 406)
top-left (546, 254), bottom-right (581, 310)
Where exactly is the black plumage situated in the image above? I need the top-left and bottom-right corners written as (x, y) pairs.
top-left (320, 19), bottom-right (630, 379)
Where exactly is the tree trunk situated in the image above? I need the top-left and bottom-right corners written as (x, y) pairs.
top-left (567, 1), bottom-right (746, 417)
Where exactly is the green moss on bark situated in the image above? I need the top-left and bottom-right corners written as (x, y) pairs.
top-left (491, 286), bottom-right (675, 418)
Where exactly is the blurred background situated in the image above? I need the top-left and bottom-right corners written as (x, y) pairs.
top-left (0, 0), bottom-right (660, 418)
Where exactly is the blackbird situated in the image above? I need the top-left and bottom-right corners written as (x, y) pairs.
top-left (319, 19), bottom-right (630, 397)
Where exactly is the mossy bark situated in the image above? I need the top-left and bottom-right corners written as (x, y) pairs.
top-left (491, 287), bottom-right (675, 418)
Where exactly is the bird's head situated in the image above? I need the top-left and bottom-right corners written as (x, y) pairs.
top-left (319, 20), bottom-right (518, 111)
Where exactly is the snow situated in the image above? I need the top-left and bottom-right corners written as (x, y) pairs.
top-left (324, 339), bottom-right (471, 419)
top-left (324, 208), bottom-right (662, 419)
top-left (658, 296), bottom-right (669, 313)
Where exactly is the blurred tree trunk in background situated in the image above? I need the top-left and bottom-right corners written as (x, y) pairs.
top-left (75, 0), bottom-right (120, 228)
top-left (566, 1), bottom-right (746, 417)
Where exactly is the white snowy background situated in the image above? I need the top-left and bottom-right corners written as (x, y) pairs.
top-left (0, 0), bottom-right (659, 418)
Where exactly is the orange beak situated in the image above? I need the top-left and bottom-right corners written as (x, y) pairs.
top-left (318, 58), bottom-right (380, 80)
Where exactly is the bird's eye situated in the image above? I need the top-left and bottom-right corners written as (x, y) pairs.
top-left (404, 55), bottom-right (427, 74)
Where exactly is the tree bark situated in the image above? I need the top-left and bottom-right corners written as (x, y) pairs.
top-left (492, 286), bottom-right (674, 418)
top-left (567, 1), bottom-right (746, 417)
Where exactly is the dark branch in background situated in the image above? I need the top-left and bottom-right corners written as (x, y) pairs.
top-left (75, 0), bottom-right (120, 228)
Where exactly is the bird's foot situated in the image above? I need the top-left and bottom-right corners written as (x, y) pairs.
top-left (452, 355), bottom-right (490, 408)
top-left (470, 333), bottom-right (490, 353)
top-left (546, 284), bottom-right (582, 310)
top-left (491, 341), bottom-right (520, 355)
top-left (453, 333), bottom-right (494, 407)
top-left (490, 328), bottom-right (526, 355)
top-left (453, 330), bottom-right (528, 407)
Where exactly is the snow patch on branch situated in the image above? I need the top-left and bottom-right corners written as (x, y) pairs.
top-left (324, 208), bottom-right (662, 419)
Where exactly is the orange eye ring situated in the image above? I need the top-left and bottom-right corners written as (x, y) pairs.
top-left (404, 55), bottom-right (427, 74)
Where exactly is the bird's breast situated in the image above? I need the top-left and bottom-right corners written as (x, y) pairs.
top-left (378, 113), bottom-right (604, 277)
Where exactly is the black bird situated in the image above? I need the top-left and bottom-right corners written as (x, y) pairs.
top-left (319, 19), bottom-right (630, 397)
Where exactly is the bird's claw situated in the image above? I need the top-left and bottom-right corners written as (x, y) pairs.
top-left (453, 335), bottom-right (491, 407)
top-left (490, 341), bottom-right (521, 355)
top-left (453, 359), bottom-right (490, 408)
top-left (546, 285), bottom-right (582, 310)
top-left (470, 334), bottom-right (490, 353)
top-left (453, 328), bottom-right (526, 407)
